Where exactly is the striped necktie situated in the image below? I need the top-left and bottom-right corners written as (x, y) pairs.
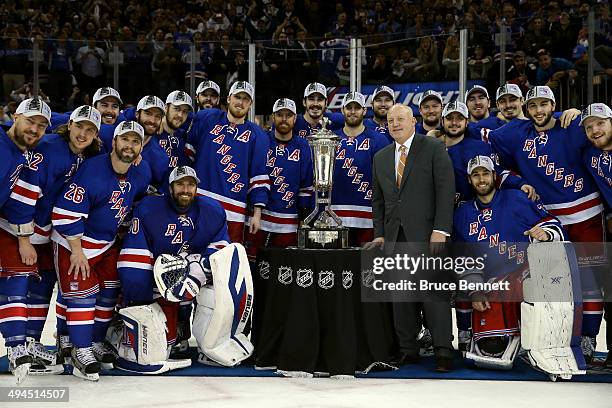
top-left (396, 145), bottom-right (407, 187)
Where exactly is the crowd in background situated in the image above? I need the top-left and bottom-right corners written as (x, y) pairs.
top-left (0, 0), bottom-right (611, 115)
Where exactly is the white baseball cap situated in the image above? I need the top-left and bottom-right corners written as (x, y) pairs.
top-left (467, 155), bottom-right (495, 174)
top-left (273, 98), bottom-right (297, 114)
top-left (465, 85), bottom-right (489, 101)
top-left (418, 90), bottom-right (443, 106)
top-left (496, 84), bottom-right (523, 101)
top-left (169, 165), bottom-right (201, 184)
top-left (70, 105), bottom-right (101, 130)
top-left (372, 85), bottom-right (395, 101)
top-left (196, 80), bottom-right (220, 95)
top-left (525, 86), bottom-right (555, 104)
top-left (580, 103), bottom-right (612, 125)
top-left (15, 98), bottom-right (51, 124)
top-left (166, 90), bottom-right (193, 109)
top-left (304, 82), bottom-right (327, 99)
top-left (442, 101), bottom-right (469, 119)
top-left (229, 81), bottom-right (254, 99)
top-left (92, 87), bottom-right (122, 106)
top-left (137, 95), bottom-right (165, 113)
top-left (113, 120), bottom-right (144, 140)
top-left (342, 92), bottom-right (366, 108)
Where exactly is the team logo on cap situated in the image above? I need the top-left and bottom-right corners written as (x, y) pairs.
top-left (77, 105), bottom-right (90, 116)
top-left (99, 87), bottom-right (111, 96)
top-left (174, 91), bottom-right (187, 101)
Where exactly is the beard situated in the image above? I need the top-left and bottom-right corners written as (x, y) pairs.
top-left (345, 115), bottom-right (363, 128)
top-left (373, 107), bottom-right (388, 122)
top-left (531, 110), bottom-right (553, 127)
top-left (423, 115), bottom-right (439, 127)
top-left (228, 103), bottom-right (248, 119)
top-left (15, 130), bottom-right (41, 149)
top-left (445, 127), bottom-right (465, 138)
top-left (115, 145), bottom-right (137, 163)
top-left (474, 181), bottom-right (495, 197)
top-left (172, 192), bottom-right (195, 209)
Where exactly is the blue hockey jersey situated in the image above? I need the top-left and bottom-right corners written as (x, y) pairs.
top-left (257, 131), bottom-right (314, 233)
top-left (489, 117), bottom-right (603, 225)
top-left (118, 194), bottom-right (230, 304)
top-left (0, 127), bottom-right (30, 209)
top-left (141, 137), bottom-right (171, 190)
top-left (51, 154), bottom-right (151, 258)
top-left (331, 127), bottom-right (390, 228)
top-left (292, 112), bottom-right (344, 138)
top-left (467, 115), bottom-right (508, 142)
top-left (364, 118), bottom-right (393, 144)
top-left (186, 109), bottom-right (270, 222)
top-left (156, 128), bottom-right (190, 169)
top-left (453, 189), bottom-right (566, 281)
top-left (3, 134), bottom-right (84, 243)
top-left (583, 146), bottom-right (612, 208)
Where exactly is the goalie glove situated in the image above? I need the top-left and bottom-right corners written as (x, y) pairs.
top-left (153, 253), bottom-right (211, 302)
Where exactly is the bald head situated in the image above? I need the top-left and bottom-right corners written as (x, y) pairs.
top-left (388, 103), bottom-right (416, 144)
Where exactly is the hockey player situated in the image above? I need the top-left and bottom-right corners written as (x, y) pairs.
top-left (0, 98), bottom-right (50, 383)
top-left (438, 101), bottom-right (536, 204)
top-left (580, 103), bottom-right (612, 367)
top-left (293, 82), bottom-right (344, 137)
top-left (489, 86), bottom-right (605, 359)
top-left (49, 87), bottom-right (124, 133)
top-left (245, 98), bottom-right (313, 260)
top-left (415, 90), bottom-right (443, 135)
top-left (465, 85), bottom-right (490, 123)
top-left (158, 91), bottom-right (193, 168)
top-left (453, 155), bottom-right (567, 369)
top-left (3, 106), bottom-right (101, 375)
top-left (186, 81), bottom-right (270, 244)
top-left (115, 166), bottom-right (241, 373)
top-left (195, 80), bottom-right (221, 110)
top-left (51, 121), bottom-right (151, 381)
top-left (364, 85), bottom-right (394, 144)
top-left (332, 92), bottom-right (390, 246)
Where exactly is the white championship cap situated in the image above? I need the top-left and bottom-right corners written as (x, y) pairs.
top-left (92, 87), bottom-right (122, 106)
top-left (166, 90), bottom-right (193, 109)
top-left (196, 80), bottom-right (221, 95)
top-left (273, 98), bottom-right (297, 114)
top-left (467, 155), bottom-right (495, 175)
top-left (442, 101), bottom-right (469, 119)
top-left (580, 103), bottom-right (612, 125)
top-left (465, 85), bottom-right (490, 101)
top-left (229, 81), bottom-right (254, 99)
top-left (304, 82), bottom-right (327, 99)
top-left (372, 85), bottom-right (395, 101)
top-left (525, 86), bottom-right (555, 104)
top-left (496, 84), bottom-right (523, 101)
top-left (418, 90), bottom-right (442, 106)
top-left (137, 95), bottom-right (165, 112)
top-left (15, 98), bottom-right (51, 124)
top-left (169, 165), bottom-right (201, 184)
top-left (113, 120), bottom-right (144, 140)
top-left (342, 91), bottom-right (366, 108)
top-left (70, 105), bottom-right (102, 130)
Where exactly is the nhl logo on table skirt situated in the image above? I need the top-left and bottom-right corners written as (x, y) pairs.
top-left (258, 260), bottom-right (270, 280)
top-left (342, 270), bottom-right (353, 290)
top-left (296, 269), bottom-right (314, 288)
top-left (361, 269), bottom-right (375, 288)
top-left (278, 266), bottom-right (293, 285)
top-left (318, 270), bottom-right (334, 290)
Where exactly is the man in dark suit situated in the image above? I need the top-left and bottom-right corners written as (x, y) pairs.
top-left (366, 103), bottom-right (456, 371)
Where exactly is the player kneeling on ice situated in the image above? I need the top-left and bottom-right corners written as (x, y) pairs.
top-left (113, 166), bottom-right (254, 373)
top-left (453, 156), bottom-right (587, 379)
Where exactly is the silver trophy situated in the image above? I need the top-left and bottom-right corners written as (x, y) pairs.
top-left (298, 121), bottom-right (348, 249)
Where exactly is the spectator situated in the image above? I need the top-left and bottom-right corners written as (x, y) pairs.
top-left (9, 81), bottom-right (50, 104)
top-left (535, 48), bottom-right (578, 89)
top-left (291, 28), bottom-right (318, 95)
top-left (46, 33), bottom-right (74, 108)
top-left (76, 37), bottom-right (105, 98)
top-left (467, 45), bottom-right (492, 80)
top-left (154, 33), bottom-right (182, 97)
top-left (1, 37), bottom-right (28, 103)
top-left (391, 48), bottom-right (420, 82)
top-left (522, 16), bottom-right (551, 56)
top-left (182, 31), bottom-right (212, 91)
top-left (442, 35), bottom-right (460, 80)
top-left (550, 12), bottom-right (579, 61)
top-left (207, 10), bottom-right (231, 34)
top-left (413, 36), bottom-right (440, 81)
top-left (210, 33), bottom-right (235, 93)
top-left (124, 32), bottom-right (154, 105)
top-left (367, 52), bottom-right (391, 83)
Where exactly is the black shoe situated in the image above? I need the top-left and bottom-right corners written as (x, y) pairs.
top-left (390, 352), bottom-right (420, 366)
top-left (435, 356), bottom-right (453, 372)
top-left (605, 352), bottom-right (612, 369)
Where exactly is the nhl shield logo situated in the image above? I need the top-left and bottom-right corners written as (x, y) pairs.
top-left (278, 266), bottom-right (293, 285)
top-left (70, 281), bottom-right (79, 291)
top-left (318, 270), bottom-right (334, 290)
top-left (342, 270), bottom-right (353, 290)
top-left (296, 269), bottom-right (313, 288)
top-left (258, 260), bottom-right (270, 280)
top-left (361, 269), bottom-right (375, 288)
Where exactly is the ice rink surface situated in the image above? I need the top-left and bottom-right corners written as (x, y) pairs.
top-left (1, 290), bottom-right (611, 408)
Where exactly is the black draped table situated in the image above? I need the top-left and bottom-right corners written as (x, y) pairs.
top-left (252, 247), bottom-right (396, 376)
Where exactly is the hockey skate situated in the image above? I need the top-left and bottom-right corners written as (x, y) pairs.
top-left (56, 334), bottom-right (73, 364)
top-left (7, 344), bottom-right (33, 384)
top-left (458, 330), bottom-right (472, 355)
top-left (581, 336), bottom-right (596, 364)
top-left (92, 341), bottom-right (118, 369)
top-left (26, 338), bottom-right (64, 375)
top-left (70, 347), bottom-right (101, 381)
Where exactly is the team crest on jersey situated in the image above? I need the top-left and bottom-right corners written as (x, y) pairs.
top-left (342, 270), bottom-right (353, 289)
top-left (278, 266), bottom-right (293, 285)
top-left (178, 215), bottom-right (194, 228)
top-left (481, 208), bottom-right (492, 221)
top-left (118, 180), bottom-right (132, 193)
top-left (357, 138), bottom-right (370, 151)
top-left (296, 269), bottom-right (313, 288)
top-left (275, 145), bottom-right (285, 156)
top-left (287, 149), bottom-right (300, 161)
top-left (258, 260), bottom-right (270, 280)
top-left (318, 270), bottom-right (334, 290)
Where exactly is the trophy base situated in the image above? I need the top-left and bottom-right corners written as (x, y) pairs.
top-left (298, 227), bottom-right (349, 249)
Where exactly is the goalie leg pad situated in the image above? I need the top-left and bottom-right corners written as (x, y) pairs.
top-left (193, 244), bottom-right (254, 367)
top-left (521, 242), bottom-right (586, 377)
